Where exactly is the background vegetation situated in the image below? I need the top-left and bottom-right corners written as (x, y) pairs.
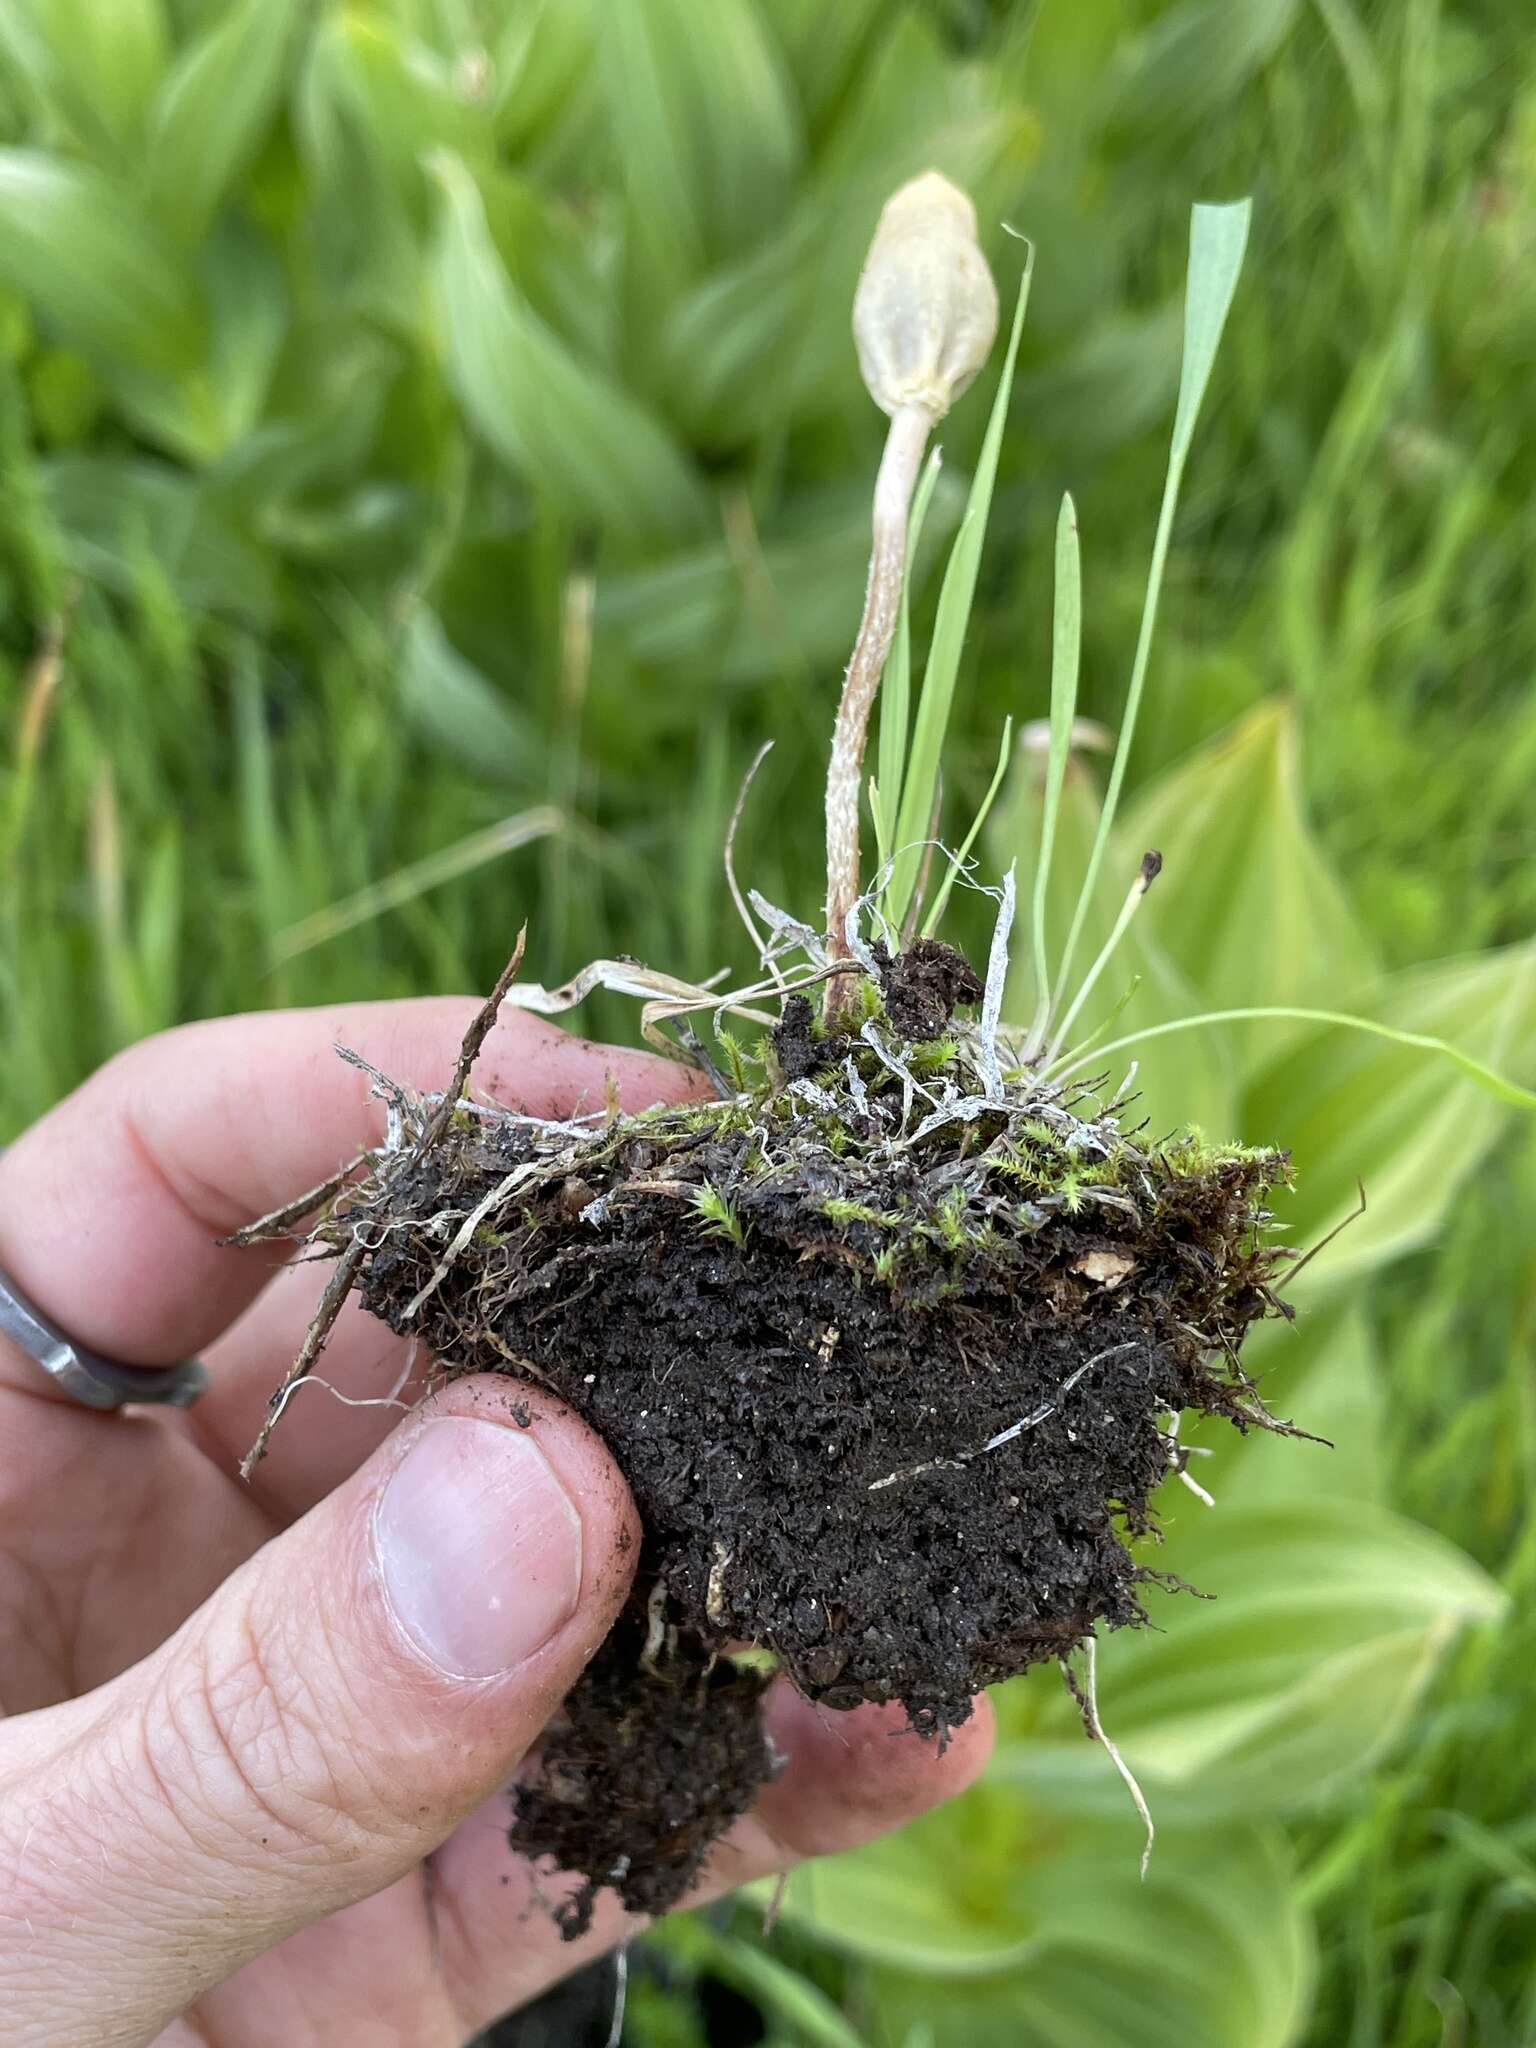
top-left (2, 1), bottom-right (1534, 2042)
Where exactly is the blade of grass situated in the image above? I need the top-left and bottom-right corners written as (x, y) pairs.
top-left (1026, 491), bottom-right (1081, 1048)
top-left (875, 446), bottom-right (944, 846)
top-left (886, 239), bottom-right (1034, 934)
top-left (1050, 198), bottom-right (1251, 1035)
top-left (270, 806), bottom-right (563, 966)
top-left (869, 772), bottom-right (891, 872)
top-left (1046, 1006), bottom-right (1536, 1110)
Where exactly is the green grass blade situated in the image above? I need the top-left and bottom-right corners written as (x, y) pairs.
top-left (886, 242), bottom-right (1034, 933)
top-left (1048, 1006), bottom-right (1536, 1111)
top-left (270, 807), bottom-right (563, 966)
top-left (1052, 198), bottom-right (1251, 1023)
top-left (875, 446), bottom-right (943, 850)
top-left (1027, 491), bottom-right (1081, 1042)
top-left (429, 152), bottom-right (707, 543)
top-left (868, 772), bottom-right (891, 872)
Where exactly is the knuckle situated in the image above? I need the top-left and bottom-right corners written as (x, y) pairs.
top-left (137, 1609), bottom-right (405, 1875)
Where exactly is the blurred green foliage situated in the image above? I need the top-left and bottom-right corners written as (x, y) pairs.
top-left (3, 2), bottom-right (1536, 2044)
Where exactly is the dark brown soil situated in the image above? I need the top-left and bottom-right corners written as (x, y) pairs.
top-left (872, 936), bottom-right (984, 1040)
top-left (326, 1076), bottom-right (1286, 1928)
top-left (510, 1618), bottom-right (776, 1938)
top-left (241, 958), bottom-right (1293, 1934)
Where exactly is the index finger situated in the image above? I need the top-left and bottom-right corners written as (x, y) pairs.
top-left (0, 998), bottom-right (704, 1379)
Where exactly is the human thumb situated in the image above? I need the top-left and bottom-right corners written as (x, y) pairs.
top-left (0, 1381), bottom-right (636, 2047)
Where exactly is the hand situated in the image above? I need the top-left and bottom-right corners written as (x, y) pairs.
top-left (0, 1000), bottom-right (991, 2047)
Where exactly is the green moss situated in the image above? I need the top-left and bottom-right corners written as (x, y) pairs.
top-left (818, 1196), bottom-right (905, 1228)
top-left (692, 1180), bottom-right (747, 1248)
top-left (907, 1037), bottom-right (959, 1074)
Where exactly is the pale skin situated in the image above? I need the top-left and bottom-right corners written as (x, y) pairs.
top-left (0, 999), bottom-right (991, 2048)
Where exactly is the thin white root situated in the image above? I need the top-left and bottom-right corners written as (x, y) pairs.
top-left (1074, 1635), bottom-right (1155, 1881)
top-left (401, 1162), bottom-right (546, 1322)
top-left (604, 1944), bottom-right (629, 2048)
top-left (1166, 1411), bottom-right (1217, 1507)
top-left (867, 1342), bottom-right (1138, 1491)
top-left (640, 1580), bottom-right (669, 1675)
top-left (705, 1542), bottom-right (732, 1628)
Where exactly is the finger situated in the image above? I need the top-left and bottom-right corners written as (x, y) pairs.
top-left (435, 1683), bottom-right (996, 2033)
top-left (0, 999), bottom-right (706, 1393)
top-left (0, 1381), bottom-right (637, 2048)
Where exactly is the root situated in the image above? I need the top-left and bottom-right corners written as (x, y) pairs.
top-left (1061, 1634), bottom-right (1155, 1880)
top-left (868, 1342), bottom-right (1138, 1491)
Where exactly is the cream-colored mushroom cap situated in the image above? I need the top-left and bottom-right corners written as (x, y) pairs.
top-left (852, 171), bottom-right (1000, 421)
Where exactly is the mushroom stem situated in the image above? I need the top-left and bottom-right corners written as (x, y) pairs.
top-left (823, 401), bottom-right (930, 1024)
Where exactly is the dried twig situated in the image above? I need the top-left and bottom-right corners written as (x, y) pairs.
top-left (221, 1160), bottom-right (372, 1248)
top-left (419, 926), bottom-right (527, 1152)
top-left (240, 1241), bottom-right (365, 1479)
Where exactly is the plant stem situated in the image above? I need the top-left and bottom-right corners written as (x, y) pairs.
top-left (824, 402), bottom-right (931, 1023)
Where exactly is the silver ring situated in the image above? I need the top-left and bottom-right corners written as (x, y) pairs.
top-left (0, 1267), bottom-right (206, 1411)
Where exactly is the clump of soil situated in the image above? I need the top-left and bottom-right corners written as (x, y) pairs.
top-left (242, 953), bottom-right (1293, 1930)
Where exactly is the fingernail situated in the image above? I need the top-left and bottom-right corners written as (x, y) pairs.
top-left (373, 1417), bottom-right (583, 1680)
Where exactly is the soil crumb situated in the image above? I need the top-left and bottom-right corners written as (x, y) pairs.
top-left (871, 937), bottom-right (984, 1040)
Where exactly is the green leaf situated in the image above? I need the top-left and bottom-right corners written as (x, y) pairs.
top-left (659, 11), bottom-right (1009, 439)
top-left (599, 475), bottom-right (963, 698)
top-left (493, 0), bottom-right (596, 154)
top-left (887, 246), bottom-right (1035, 931)
top-left (195, 220), bottom-right (287, 454)
top-left (1025, 492), bottom-right (1082, 1039)
top-left (1, 0), bottom-right (168, 153)
top-left (1239, 941), bottom-right (1536, 1283)
top-left (996, 1500), bottom-right (1504, 1820)
top-left (146, 0), bottom-right (301, 246)
top-left (661, 1918), bottom-right (870, 2048)
top-left (0, 149), bottom-right (200, 373)
top-left (1118, 699), bottom-right (1376, 1069)
top-left (1013, 302), bottom-right (1184, 456)
top-left (771, 0), bottom-right (887, 128)
top-left (1055, 200), bottom-right (1251, 1017)
top-left (595, 0), bottom-right (801, 309)
top-left (429, 152), bottom-right (707, 544)
top-left (396, 607), bottom-right (536, 782)
top-left (39, 455), bottom-right (274, 615)
top-left (296, 13), bottom-right (479, 329)
top-left (864, 1822), bottom-right (1310, 2048)
top-left (762, 1795), bottom-right (1040, 1975)
top-left (1113, 0), bottom-right (1302, 139)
